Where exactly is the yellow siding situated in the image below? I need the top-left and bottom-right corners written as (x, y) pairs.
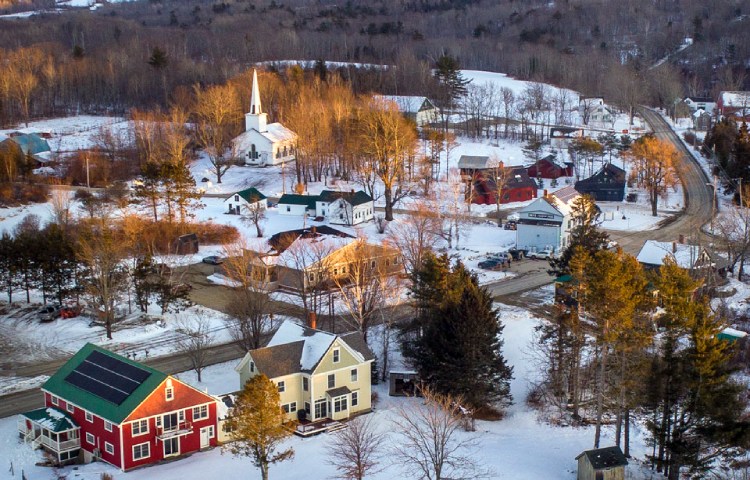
top-left (315, 339), bottom-right (361, 373)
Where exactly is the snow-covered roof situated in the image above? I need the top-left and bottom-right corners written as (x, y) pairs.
top-left (276, 235), bottom-right (355, 269)
top-left (636, 240), bottom-right (704, 269)
top-left (260, 123), bottom-right (297, 143)
top-left (720, 91), bottom-right (750, 107)
top-left (266, 321), bottom-right (337, 371)
top-left (375, 95), bottom-right (434, 114)
top-left (721, 327), bottom-right (748, 339)
top-left (543, 186), bottom-right (579, 216)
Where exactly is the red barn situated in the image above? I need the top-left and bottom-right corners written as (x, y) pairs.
top-left (458, 155), bottom-right (538, 205)
top-left (19, 343), bottom-right (218, 471)
top-left (526, 155), bottom-right (574, 179)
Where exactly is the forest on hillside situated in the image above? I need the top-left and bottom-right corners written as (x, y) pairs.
top-left (0, 0), bottom-right (748, 124)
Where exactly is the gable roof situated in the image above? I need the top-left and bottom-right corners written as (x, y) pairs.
top-left (576, 163), bottom-right (626, 187)
top-left (501, 166), bottom-right (538, 190)
top-left (260, 122), bottom-right (297, 143)
top-left (228, 187), bottom-right (267, 203)
top-left (42, 343), bottom-right (167, 424)
top-left (636, 240), bottom-right (706, 269)
top-left (576, 446), bottom-right (628, 470)
top-left (2, 133), bottom-right (50, 155)
top-left (244, 320), bottom-right (374, 378)
top-left (458, 155), bottom-right (496, 170)
top-left (375, 95), bottom-right (435, 114)
top-left (319, 190), bottom-right (373, 206)
top-left (277, 194), bottom-right (318, 209)
top-left (542, 185), bottom-right (580, 216)
top-left (268, 226), bottom-right (354, 253)
top-left (684, 96), bottom-right (714, 103)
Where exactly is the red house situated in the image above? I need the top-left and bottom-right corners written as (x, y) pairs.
top-left (458, 155), bottom-right (538, 205)
top-left (526, 155), bottom-right (574, 179)
top-left (19, 343), bottom-right (219, 471)
top-left (717, 91), bottom-right (750, 121)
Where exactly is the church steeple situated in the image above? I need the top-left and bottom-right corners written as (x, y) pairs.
top-left (250, 69), bottom-right (262, 115)
top-left (245, 69), bottom-right (268, 133)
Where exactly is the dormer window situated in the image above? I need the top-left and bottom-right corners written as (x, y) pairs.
top-left (165, 380), bottom-right (174, 401)
top-left (333, 348), bottom-right (340, 363)
top-left (235, 195), bottom-right (239, 202)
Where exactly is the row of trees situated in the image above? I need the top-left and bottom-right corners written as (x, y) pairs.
top-left (537, 196), bottom-right (749, 478)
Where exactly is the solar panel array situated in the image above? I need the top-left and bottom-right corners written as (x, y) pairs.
top-left (64, 350), bottom-right (152, 405)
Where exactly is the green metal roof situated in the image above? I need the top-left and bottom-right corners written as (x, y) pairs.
top-left (6, 133), bottom-right (50, 155)
top-left (555, 274), bottom-right (573, 283)
top-left (278, 194), bottom-right (317, 209)
top-left (231, 187), bottom-right (267, 203)
top-left (42, 343), bottom-right (167, 424)
top-left (22, 407), bottom-right (78, 433)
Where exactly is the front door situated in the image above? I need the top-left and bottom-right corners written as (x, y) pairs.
top-left (314, 399), bottom-right (328, 420)
top-left (200, 427), bottom-right (210, 448)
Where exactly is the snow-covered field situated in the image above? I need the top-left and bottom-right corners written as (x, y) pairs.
top-left (0, 298), bottom-right (655, 480)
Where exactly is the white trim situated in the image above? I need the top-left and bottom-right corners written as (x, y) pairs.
top-left (163, 436), bottom-right (180, 458)
top-left (50, 395), bottom-right (59, 406)
top-left (165, 386), bottom-right (174, 401)
top-left (85, 411), bottom-right (93, 423)
top-left (332, 347), bottom-right (340, 363)
top-left (104, 420), bottom-right (113, 432)
top-left (277, 380), bottom-right (286, 393)
top-left (85, 432), bottom-right (95, 445)
top-left (192, 405), bottom-right (209, 421)
top-left (66, 403), bottom-right (74, 413)
top-left (104, 441), bottom-right (114, 455)
top-left (131, 418), bottom-right (149, 436)
top-left (351, 390), bottom-right (359, 407)
top-left (350, 368), bottom-right (358, 382)
top-left (132, 442), bottom-right (150, 461)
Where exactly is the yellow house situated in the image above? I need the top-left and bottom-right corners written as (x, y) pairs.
top-left (235, 320), bottom-right (374, 428)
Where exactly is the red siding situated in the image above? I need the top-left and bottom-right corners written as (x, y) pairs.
top-left (44, 392), bottom-right (123, 469)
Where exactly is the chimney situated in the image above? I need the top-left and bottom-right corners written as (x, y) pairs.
top-left (678, 234), bottom-right (685, 244)
top-left (311, 226), bottom-right (317, 234)
top-left (672, 241), bottom-right (677, 253)
top-left (543, 189), bottom-right (548, 197)
top-left (350, 189), bottom-right (355, 193)
top-left (307, 312), bottom-right (317, 330)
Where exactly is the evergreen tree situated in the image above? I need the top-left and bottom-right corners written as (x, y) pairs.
top-left (549, 194), bottom-right (609, 276)
top-left (403, 253), bottom-right (513, 409)
top-left (433, 54), bottom-right (470, 107)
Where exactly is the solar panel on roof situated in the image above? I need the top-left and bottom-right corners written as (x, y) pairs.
top-left (63, 350), bottom-right (152, 406)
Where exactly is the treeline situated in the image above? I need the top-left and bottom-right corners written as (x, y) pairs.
top-left (705, 119), bottom-right (750, 202)
top-left (0, 0), bottom-right (748, 127)
top-left (534, 196), bottom-right (749, 478)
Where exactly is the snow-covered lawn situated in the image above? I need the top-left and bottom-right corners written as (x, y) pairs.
top-left (0, 297), bottom-right (655, 480)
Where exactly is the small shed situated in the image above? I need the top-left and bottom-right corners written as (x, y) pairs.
top-left (388, 370), bottom-right (419, 396)
top-left (576, 446), bottom-right (628, 480)
top-left (173, 233), bottom-right (199, 254)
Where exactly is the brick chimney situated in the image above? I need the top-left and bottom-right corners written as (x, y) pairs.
top-left (308, 312), bottom-right (317, 330)
top-left (543, 189), bottom-right (548, 197)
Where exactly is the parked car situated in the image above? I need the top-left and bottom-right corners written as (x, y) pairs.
top-left (508, 248), bottom-right (526, 260)
top-left (60, 305), bottom-right (82, 319)
top-left (202, 256), bottom-right (223, 265)
top-left (478, 259), bottom-right (502, 270)
top-left (38, 304), bottom-right (62, 322)
top-left (503, 221), bottom-right (517, 230)
top-left (528, 248), bottom-right (555, 260)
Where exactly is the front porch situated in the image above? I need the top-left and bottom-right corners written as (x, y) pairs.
top-left (19, 407), bottom-right (80, 465)
top-left (293, 418), bottom-right (345, 437)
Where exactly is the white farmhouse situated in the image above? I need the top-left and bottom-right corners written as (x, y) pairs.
top-left (316, 190), bottom-right (374, 226)
top-left (375, 95), bottom-right (440, 126)
top-left (233, 70), bottom-right (297, 166)
top-left (224, 187), bottom-right (267, 215)
top-left (277, 194), bottom-right (317, 216)
top-left (516, 186), bottom-right (580, 253)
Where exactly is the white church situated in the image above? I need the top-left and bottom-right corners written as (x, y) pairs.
top-left (233, 70), bottom-right (297, 167)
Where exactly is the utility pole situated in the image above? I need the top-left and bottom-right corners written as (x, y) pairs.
top-left (85, 153), bottom-right (90, 189)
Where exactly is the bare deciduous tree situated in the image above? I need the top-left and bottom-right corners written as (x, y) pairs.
top-left (392, 386), bottom-right (491, 480)
top-left (326, 415), bottom-right (385, 480)
top-left (242, 201), bottom-right (266, 238)
top-left (387, 201), bottom-right (441, 275)
top-left (176, 312), bottom-right (215, 382)
top-left (193, 83), bottom-right (242, 184)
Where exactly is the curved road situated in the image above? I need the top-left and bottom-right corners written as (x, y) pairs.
top-left (487, 107), bottom-right (715, 298)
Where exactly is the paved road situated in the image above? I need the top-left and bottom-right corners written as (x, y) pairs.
top-left (0, 341), bottom-right (245, 419)
top-left (485, 108), bottom-right (715, 299)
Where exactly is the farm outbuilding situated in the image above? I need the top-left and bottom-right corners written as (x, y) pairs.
top-left (576, 446), bottom-right (628, 480)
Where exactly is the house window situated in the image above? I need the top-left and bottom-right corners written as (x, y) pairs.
top-left (85, 411), bottom-right (93, 423)
top-left (351, 368), bottom-right (358, 382)
top-left (352, 391), bottom-right (359, 407)
top-left (208, 425), bottom-right (215, 439)
top-left (132, 419), bottom-right (148, 436)
top-left (249, 361), bottom-right (255, 373)
top-left (305, 402), bottom-right (310, 413)
top-left (282, 402), bottom-right (297, 413)
top-left (165, 387), bottom-right (174, 401)
top-left (303, 377), bottom-right (309, 391)
top-left (234, 195), bottom-right (239, 202)
top-left (66, 403), bottom-right (74, 413)
top-left (277, 381), bottom-right (285, 393)
top-left (286, 206), bottom-right (291, 212)
top-left (333, 396), bottom-right (348, 413)
top-left (104, 442), bottom-right (114, 455)
top-left (104, 420), bottom-right (113, 432)
top-left (50, 395), bottom-right (59, 406)
top-left (164, 437), bottom-right (179, 457)
top-left (193, 405), bottom-right (209, 421)
top-left (309, 273), bottom-right (315, 281)
top-left (333, 348), bottom-right (340, 363)
top-left (328, 374), bottom-right (335, 389)
top-left (86, 432), bottom-right (95, 445)
top-left (133, 442), bottom-right (150, 461)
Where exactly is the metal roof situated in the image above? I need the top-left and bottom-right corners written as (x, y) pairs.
top-left (22, 407), bottom-right (78, 433)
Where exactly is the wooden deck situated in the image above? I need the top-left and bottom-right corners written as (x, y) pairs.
top-left (293, 418), bottom-right (345, 437)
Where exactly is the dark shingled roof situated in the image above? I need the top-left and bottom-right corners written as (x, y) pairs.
top-left (327, 386), bottom-right (352, 397)
top-left (277, 194), bottom-right (317, 209)
top-left (230, 187), bottom-right (267, 203)
top-left (319, 190), bottom-right (373, 207)
top-left (250, 341), bottom-right (305, 378)
top-left (340, 332), bottom-right (376, 362)
top-left (268, 226), bottom-right (354, 253)
top-left (576, 446), bottom-right (628, 470)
